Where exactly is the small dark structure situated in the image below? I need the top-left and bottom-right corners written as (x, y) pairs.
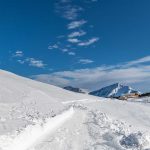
top-left (140, 92), bottom-right (150, 97)
top-left (63, 86), bottom-right (85, 94)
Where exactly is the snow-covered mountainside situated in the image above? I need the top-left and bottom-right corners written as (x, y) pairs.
top-left (63, 86), bottom-right (86, 94)
top-left (0, 70), bottom-right (150, 150)
top-left (0, 70), bottom-right (97, 135)
top-left (89, 83), bottom-right (140, 98)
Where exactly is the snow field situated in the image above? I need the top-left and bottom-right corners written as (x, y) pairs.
top-left (86, 109), bottom-right (150, 150)
top-left (0, 107), bottom-right (74, 150)
top-left (28, 104), bottom-right (150, 150)
top-left (0, 70), bottom-right (150, 150)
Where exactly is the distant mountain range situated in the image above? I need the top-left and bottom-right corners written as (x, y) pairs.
top-left (89, 83), bottom-right (140, 98)
top-left (63, 83), bottom-right (140, 98)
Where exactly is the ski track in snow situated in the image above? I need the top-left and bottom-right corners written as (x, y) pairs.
top-left (0, 107), bottom-right (74, 150)
top-left (31, 103), bottom-right (150, 150)
top-left (0, 99), bottom-right (150, 150)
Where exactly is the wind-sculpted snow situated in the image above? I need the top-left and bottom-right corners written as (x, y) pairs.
top-left (0, 107), bottom-right (74, 150)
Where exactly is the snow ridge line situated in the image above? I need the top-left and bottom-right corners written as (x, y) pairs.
top-left (0, 107), bottom-right (74, 150)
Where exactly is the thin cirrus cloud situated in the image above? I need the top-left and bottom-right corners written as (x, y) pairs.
top-left (32, 56), bottom-right (150, 92)
top-left (78, 59), bottom-right (94, 64)
top-left (78, 37), bottom-right (99, 46)
top-left (49, 0), bottom-right (99, 57)
top-left (61, 48), bottom-right (69, 52)
top-left (68, 38), bottom-right (80, 43)
top-left (68, 52), bottom-right (76, 55)
top-left (12, 51), bottom-right (47, 69)
top-left (61, 5), bottom-right (83, 20)
top-left (25, 58), bottom-right (46, 68)
top-left (124, 56), bottom-right (150, 67)
top-left (55, 0), bottom-right (83, 20)
top-left (48, 44), bottom-right (59, 50)
top-left (13, 51), bottom-right (24, 57)
top-left (67, 20), bottom-right (87, 29)
top-left (68, 31), bottom-right (86, 38)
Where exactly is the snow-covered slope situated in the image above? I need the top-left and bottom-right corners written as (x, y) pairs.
top-left (0, 70), bottom-right (150, 150)
top-left (0, 70), bottom-right (97, 134)
top-left (89, 83), bottom-right (140, 98)
top-left (0, 70), bottom-right (94, 104)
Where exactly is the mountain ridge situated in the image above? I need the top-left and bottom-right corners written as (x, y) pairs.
top-left (89, 83), bottom-right (140, 98)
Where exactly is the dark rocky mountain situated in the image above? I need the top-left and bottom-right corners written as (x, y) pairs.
top-left (63, 86), bottom-right (86, 94)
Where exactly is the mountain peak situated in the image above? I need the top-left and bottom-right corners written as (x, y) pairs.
top-left (113, 83), bottom-right (120, 86)
top-left (89, 83), bottom-right (140, 98)
top-left (110, 83), bottom-right (122, 88)
top-left (110, 83), bottom-right (127, 88)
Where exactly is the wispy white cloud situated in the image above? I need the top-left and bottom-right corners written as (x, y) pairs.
top-left (13, 51), bottom-right (24, 57)
top-left (60, 47), bottom-right (76, 55)
top-left (32, 56), bottom-right (150, 92)
top-left (67, 20), bottom-right (87, 29)
top-left (68, 38), bottom-right (80, 43)
top-left (63, 5), bottom-right (83, 20)
top-left (17, 60), bottom-right (25, 64)
top-left (78, 59), bottom-right (94, 64)
top-left (51, 1), bottom-right (99, 56)
top-left (125, 56), bottom-right (150, 67)
top-left (68, 52), bottom-right (76, 55)
top-left (12, 51), bottom-right (47, 69)
top-left (60, 0), bottom-right (71, 3)
top-left (55, 0), bottom-right (83, 20)
top-left (48, 44), bottom-right (59, 50)
top-left (78, 37), bottom-right (99, 46)
top-left (61, 48), bottom-right (69, 52)
top-left (68, 30), bottom-right (86, 38)
top-left (32, 74), bottom-right (70, 87)
top-left (26, 58), bottom-right (46, 68)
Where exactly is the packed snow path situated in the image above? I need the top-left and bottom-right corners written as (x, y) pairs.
top-left (0, 107), bottom-right (74, 150)
top-left (1, 100), bottom-right (150, 150)
top-left (33, 104), bottom-right (150, 150)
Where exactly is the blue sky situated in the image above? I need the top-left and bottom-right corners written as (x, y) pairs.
top-left (0, 0), bottom-right (150, 92)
